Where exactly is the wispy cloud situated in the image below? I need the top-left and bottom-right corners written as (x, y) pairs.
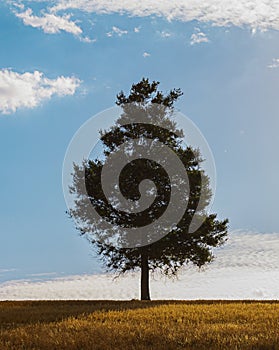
top-left (50, 0), bottom-right (279, 32)
top-left (15, 8), bottom-right (83, 35)
top-left (268, 58), bottom-right (279, 69)
top-left (0, 268), bottom-right (16, 273)
top-left (190, 28), bottom-right (209, 45)
top-left (106, 26), bottom-right (128, 37)
top-left (159, 31), bottom-right (171, 38)
top-left (80, 36), bottom-right (96, 43)
top-left (0, 69), bottom-right (81, 114)
top-left (12, 2), bottom-right (24, 11)
top-left (27, 272), bottom-right (59, 277)
top-left (1, 230), bottom-right (279, 300)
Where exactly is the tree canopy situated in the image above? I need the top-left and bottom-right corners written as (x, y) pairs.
top-left (69, 78), bottom-right (228, 300)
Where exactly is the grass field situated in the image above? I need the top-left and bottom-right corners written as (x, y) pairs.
top-left (0, 300), bottom-right (278, 349)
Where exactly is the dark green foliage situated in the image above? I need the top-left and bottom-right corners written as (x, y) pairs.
top-left (69, 78), bottom-right (228, 298)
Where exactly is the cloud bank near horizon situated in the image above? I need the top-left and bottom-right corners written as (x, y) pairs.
top-left (1, 230), bottom-right (279, 300)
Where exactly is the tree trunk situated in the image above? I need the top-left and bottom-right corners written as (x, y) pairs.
top-left (140, 252), bottom-right (151, 300)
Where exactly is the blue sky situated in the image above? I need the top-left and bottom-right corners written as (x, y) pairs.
top-left (1, 0), bottom-right (279, 283)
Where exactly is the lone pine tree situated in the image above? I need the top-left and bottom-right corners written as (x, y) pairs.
top-left (69, 78), bottom-right (228, 300)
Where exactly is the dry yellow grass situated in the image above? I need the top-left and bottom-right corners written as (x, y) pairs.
top-left (0, 300), bottom-right (278, 349)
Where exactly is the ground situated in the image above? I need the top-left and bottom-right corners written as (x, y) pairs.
top-left (0, 300), bottom-right (278, 349)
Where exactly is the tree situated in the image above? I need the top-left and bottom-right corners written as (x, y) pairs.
top-left (69, 78), bottom-right (228, 300)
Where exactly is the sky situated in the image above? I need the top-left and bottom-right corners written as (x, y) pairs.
top-left (0, 0), bottom-right (279, 297)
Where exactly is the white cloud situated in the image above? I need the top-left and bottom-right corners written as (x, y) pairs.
top-left (160, 30), bottom-right (171, 38)
top-left (268, 58), bottom-right (279, 69)
top-left (106, 26), bottom-right (128, 37)
top-left (50, 0), bottom-right (279, 32)
top-left (0, 69), bottom-right (81, 114)
top-left (79, 36), bottom-right (96, 43)
top-left (0, 268), bottom-right (16, 273)
top-left (15, 8), bottom-right (83, 35)
top-left (1, 230), bottom-right (279, 300)
top-left (27, 272), bottom-right (58, 277)
top-left (143, 52), bottom-right (150, 57)
top-left (190, 28), bottom-right (209, 45)
top-left (12, 2), bottom-right (25, 11)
